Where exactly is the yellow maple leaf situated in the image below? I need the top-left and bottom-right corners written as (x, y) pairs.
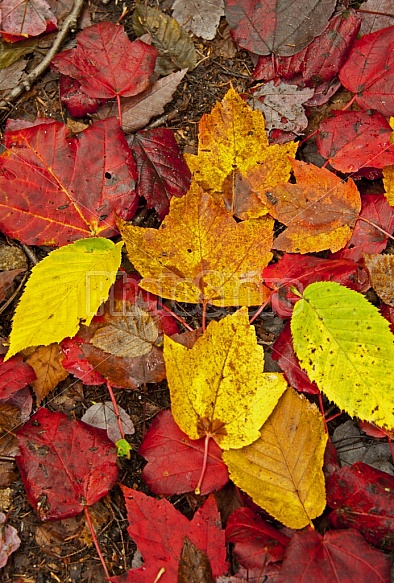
top-left (163, 308), bottom-right (287, 450)
top-left (119, 183), bottom-right (274, 307)
top-left (185, 87), bottom-right (298, 219)
top-left (223, 388), bottom-right (327, 529)
top-left (6, 238), bottom-right (123, 360)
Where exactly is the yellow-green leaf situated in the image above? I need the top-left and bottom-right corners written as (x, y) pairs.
top-left (223, 388), bottom-right (327, 529)
top-left (6, 238), bottom-right (123, 360)
top-left (119, 183), bottom-right (274, 307)
top-left (291, 281), bottom-right (394, 429)
top-left (164, 308), bottom-right (287, 450)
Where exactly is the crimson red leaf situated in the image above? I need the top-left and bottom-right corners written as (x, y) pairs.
top-left (59, 75), bottom-right (107, 118)
top-left (226, 507), bottom-right (289, 569)
top-left (317, 111), bottom-right (394, 173)
top-left (0, 0), bottom-right (57, 43)
top-left (0, 355), bottom-right (36, 400)
top-left (139, 409), bottom-right (228, 496)
top-left (327, 462), bottom-right (394, 550)
top-left (381, 303), bottom-right (394, 333)
top-left (0, 117), bottom-right (138, 246)
top-left (262, 253), bottom-right (370, 318)
top-left (111, 488), bottom-right (228, 583)
top-left (224, 0), bottom-right (336, 56)
top-left (272, 322), bottom-right (319, 394)
top-left (254, 10), bottom-right (361, 85)
top-left (51, 22), bottom-right (158, 100)
top-left (277, 528), bottom-right (391, 583)
top-left (15, 408), bottom-right (119, 520)
top-left (128, 129), bottom-right (191, 219)
top-left (60, 337), bottom-right (106, 385)
top-left (330, 194), bottom-right (394, 261)
top-left (339, 25), bottom-right (394, 116)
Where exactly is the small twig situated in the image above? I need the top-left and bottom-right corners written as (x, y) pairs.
top-left (20, 243), bottom-right (39, 265)
top-left (0, 0), bottom-right (85, 109)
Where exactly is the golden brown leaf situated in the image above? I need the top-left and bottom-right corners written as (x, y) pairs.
top-left (26, 344), bottom-right (68, 405)
top-left (185, 87), bottom-right (298, 219)
top-left (223, 389), bottom-right (327, 529)
top-left (119, 183), bottom-right (274, 307)
top-left (265, 160), bottom-right (361, 253)
top-left (364, 254), bottom-right (394, 307)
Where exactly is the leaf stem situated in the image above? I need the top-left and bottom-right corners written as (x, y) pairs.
top-left (249, 297), bottom-right (270, 324)
top-left (106, 381), bottom-right (125, 441)
top-left (116, 94), bottom-right (122, 126)
top-left (358, 216), bottom-right (394, 241)
top-left (202, 301), bottom-right (207, 332)
top-left (157, 300), bottom-right (194, 331)
top-left (83, 506), bottom-right (110, 579)
top-left (195, 433), bottom-right (211, 495)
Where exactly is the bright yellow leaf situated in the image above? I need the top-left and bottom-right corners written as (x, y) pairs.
top-left (291, 282), bottom-right (394, 429)
top-left (6, 238), bottom-right (123, 360)
top-left (383, 165), bottom-right (394, 206)
top-left (223, 388), bottom-right (327, 529)
top-left (119, 183), bottom-right (274, 307)
top-left (163, 308), bottom-right (287, 450)
top-left (185, 87), bottom-right (298, 219)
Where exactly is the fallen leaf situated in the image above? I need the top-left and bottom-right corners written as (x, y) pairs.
top-left (223, 388), bottom-right (327, 529)
top-left (119, 182), bottom-right (274, 307)
top-left (272, 322), bottom-right (319, 394)
top-left (111, 488), bottom-right (227, 582)
top-left (0, 268), bottom-right (24, 303)
top-left (339, 25), bottom-right (394, 117)
top-left (381, 303), bottom-right (394, 333)
top-left (0, 37), bottom-right (37, 68)
top-left (0, 117), bottom-right (138, 246)
top-left (0, 58), bottom-right (26, 92)
top-left (128, 127), bottom-right (191, 219)
top-left (90, 302), bottom-right (160, 358)
top-left (97, 69), bottom-right (187, 133)
top-left (51, 22), bottom-right (158, 101)
top-left (276, 528), bottom-right (391, 583)
top-left (383, 163), bottom-right (394, 206)
top-left (81, 402), bottom-right (135, 443)
top-left (266, 160), bottom-right (361, 253)
top-left (26, 343), bottom-right (68, 405)
top-left (178, 537), bottom-right (215, 583)
top-left (60, 337), bottom-right (106, 385)
top-left (139, 409), bottom-right (229, 496)
top-left (364, 254), bottom-right (394, 306)
top-left (0, 0), bottom-right (57, 42)
top-left (317, 111), bottom-right (394, 172)
top-left (6, 238), bottom-right (123, 360)
top-left (253, 9), bottom-right (361, 86)
top-left (331, 194), bottom-right (394, 261)
top-left (291, 282), bottom-right (394, 428)
top-left (164, 309), bottom-right (287, 449)
top-left (262, 253), bottom-right (370, 318)
top-left (0, 355), bottom-right (36, 399)
top-left (133, 4), bottom-right (197, 75)
top-left (172, 0), bottom-right (224, 40)
top-left (0, 402), bottom-right (20, 436)
top-left (224, 0), bottom-right (336, 56)
top-left (0, 512), bottom-right (21, 568)
top-left (185, 87), bottom-right (298, 219)
top-left (327, 462), bottom-right (394, 550)
top-left (359, 0), bottom-right (394, 34)
top-left (59, 75), bottom-right (107, 118)
top-left (250, 82), bottom-right (314, 134)
top-left (225, 507), bottom-right (289, 569)
top-left (16, 408), bottom-right (119, 520)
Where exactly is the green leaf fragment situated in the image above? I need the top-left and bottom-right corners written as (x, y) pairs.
top-left (291, 282), bottom-right (394, 429)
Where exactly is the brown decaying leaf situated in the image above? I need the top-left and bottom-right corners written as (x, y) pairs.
top-left (0, 269), bottom-right (24, 303)
top-left (250, 82), bottom-right (314, 134)
top-left (178, 537), bottom-right (215, 583)
top-left (0, 59), bottom-right (26, 92)
top-left (133, 4), bottom-right (197, 75)
top-left (265, 159), bottom-right (361, 253)
top-left (26, 344), bottom-right (68, 405)
top-left (0, 402), bottom-right (20, 436)
top-left (364, 254), bottom-right (394, 307)
top-left (91, 303), bottom-right (159, 358)
top-left (96, 69), bottom-right (187, 133)
top-left (172, 0), bottom-right (224, 41)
